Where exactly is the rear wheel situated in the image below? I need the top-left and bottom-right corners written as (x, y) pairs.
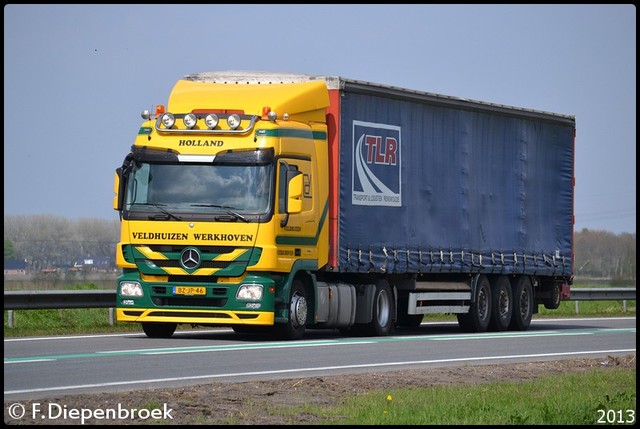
top-left (543, 282), bottom-right (561, 310)
top-left (457, 275), bottom-right (491, 333)
top-left (273, 279), bottom-right (308, 340)
top-left (362, 279), bottom-right (395, 336)
top-left (142, 322), bottom-right (177, 338)
top-left (510, 276), bottom-right (533, 331)
top-left (489, 275), bottom-right (513, 331)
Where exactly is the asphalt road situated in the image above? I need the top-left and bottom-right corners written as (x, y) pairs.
top-left (4, 317), bottom-right (636, 402)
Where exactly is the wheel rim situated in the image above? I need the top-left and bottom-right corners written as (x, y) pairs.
top-left (290, 292), bottom-right (307, 328)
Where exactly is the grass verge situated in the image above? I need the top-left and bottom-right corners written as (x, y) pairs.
top-left (313, 367), bottom-right (636, 425)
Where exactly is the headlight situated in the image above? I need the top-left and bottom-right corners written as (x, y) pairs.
top-left (205, 113), bottom-right (219, 129)
top-left (227, 113), bottom-right (241, 130)
top-left (120, 281), bottom-right (143, 297)
top-left (236, 284), bottom-right (263, 301)
top-left (183, 113), bottom-right (198, 129)
top-left (160, 113), bottom-right (175, 128)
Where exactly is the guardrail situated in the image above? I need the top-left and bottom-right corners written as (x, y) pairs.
top-left (569, 288), bottom-right (636, 314)
top-left (3, 288), bottom-right (636, 328)
top-left (4, 290), bottom-right (116, 328)
top-left (569, 287), bottom-right (636, 301)
top-left (4, 290), bottom-right (116, 311)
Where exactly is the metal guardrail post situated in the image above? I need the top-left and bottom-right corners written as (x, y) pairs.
top-left (8, 310), bottom-right (15, 328)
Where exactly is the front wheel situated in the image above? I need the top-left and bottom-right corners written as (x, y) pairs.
top-left (273, 279), bottom-right (308, 340)
top-left (142, 322), bottom-right (177, 338)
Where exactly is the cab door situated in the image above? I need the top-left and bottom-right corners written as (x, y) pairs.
top-left (277, 158), bottom-right (318, 263)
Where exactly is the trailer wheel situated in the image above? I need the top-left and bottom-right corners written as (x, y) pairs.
top-left (142, 322), bottom-right (177, 338)
top-left (274, 278), bottom-right (307, 340)
top-left (543, 282), bottom-right (561, 310)
top-left (510, 276), bottom-right (533, 331)
top-left (457, 274), bottom-right (491, 333)
top-left (489, 275), bottom-right (513, 331)
top-left (363, 279), bottom-right (395, 336)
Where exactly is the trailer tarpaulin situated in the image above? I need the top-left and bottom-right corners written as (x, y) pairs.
top-left (337, 91), bottom-right (574, 277)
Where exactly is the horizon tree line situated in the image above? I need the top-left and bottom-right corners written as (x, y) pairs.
top-left (4, 215), bottom-right (636, 280)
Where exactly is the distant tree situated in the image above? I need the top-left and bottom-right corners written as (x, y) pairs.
top-left (4, 239), bottom-right (16, 259)
top-left (3, 215), bottom-right (636, 280)
top-left (617, 232), bottom-right (636, 279)
top-left (573, 228), bottom-right (636, 280)
top-left (4, 215), bottom-right (119, 271)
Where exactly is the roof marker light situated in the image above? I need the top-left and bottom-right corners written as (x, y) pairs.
top-left (261, 106), bottom-right (271, 120)
top-left (143, 105), bottom-right (166, 121)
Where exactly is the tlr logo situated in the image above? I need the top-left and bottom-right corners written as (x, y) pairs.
top-left (351, 121), bottom-right (401, 207)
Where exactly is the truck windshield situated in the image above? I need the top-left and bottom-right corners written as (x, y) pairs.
top-left (125, 161), bottom-right (273, 216)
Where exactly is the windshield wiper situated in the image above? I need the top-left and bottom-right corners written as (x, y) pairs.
top-left (132, 203), bottom-right (182, 221)
top-left (190, 204), bottom-right (249, 222)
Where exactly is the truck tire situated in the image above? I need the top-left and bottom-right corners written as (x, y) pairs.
top-left (363, 279), bottom-right (395, 336)
top-left (510, 276), bottom-right (533, 331)
top-left (489, 275), bottom-right (513, 331)
top-left (457, 274), bottom-right (491, 333)
top-left (274, 278), bottom-right (308, 340)
top-left (142, 322), bottom-right (177, 338)
top-left (543, 282), bottom-right (561, 310)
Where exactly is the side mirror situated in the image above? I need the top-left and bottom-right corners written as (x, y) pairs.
top-left (286, 173), bottom-right (303, 214)
top-left (113, 168), bottom-right (124, 211)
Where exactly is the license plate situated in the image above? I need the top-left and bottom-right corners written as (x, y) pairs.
top-left (173, 286), bottom-right (206, 296)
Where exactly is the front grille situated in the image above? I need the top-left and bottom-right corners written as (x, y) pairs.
top-left (169, 275), bottom-right (219, 283)
top-left (153, 260), bottom-right (235, 269)
top-left (151, 297), bottom-right (228, 307)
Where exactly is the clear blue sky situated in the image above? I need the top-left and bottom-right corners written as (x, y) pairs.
top-left (4, 4), bottom-right (636, 234)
